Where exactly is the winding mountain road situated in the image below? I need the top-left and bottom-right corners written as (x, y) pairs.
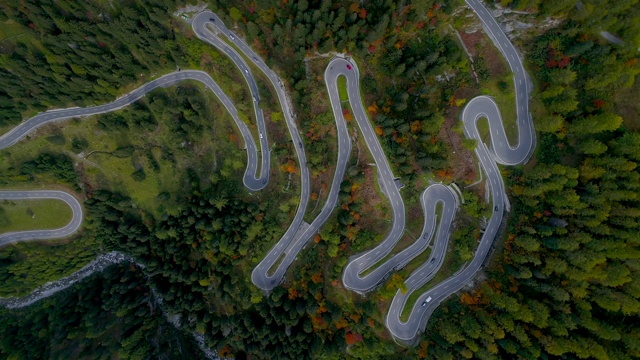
top-left (337, 58), bottom-right (407, 294)
top-left (1, 1), bottom-right (536, 347)
top-left (190, 12), bottom-right (318, 290)
top-left (251, 57), bottom-right (353, 290)
top-left (0, 70), bottom-right (270, 192)
top-left (384, 0), bottom-right (536, 344)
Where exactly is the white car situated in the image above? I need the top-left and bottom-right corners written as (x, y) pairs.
top-left (422, 296), bottom-right (432, 306)
top-left (259, 133), bottom-right (263, 139)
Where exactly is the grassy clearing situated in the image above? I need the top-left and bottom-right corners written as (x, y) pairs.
top-left (0, 83), bottom-right (249, 217)
top-left (0, 19), bottom-right (26, 41)
top-left (337, 75), bottom-right (349, 102)
top-left (476, 116), bottom-right (491, 146)
top-left (614, 77), bottom-right (640, 130)
top-left (0, 83), bottom-right (256, 296)
top-left (267, 253), bottom-right (286, 276)
top-left (0, 199), bottom-right (72, 233)
top-left (361, 252), bottom-right (394, 276)
top-left (480, 76), bottom-right (518, 144)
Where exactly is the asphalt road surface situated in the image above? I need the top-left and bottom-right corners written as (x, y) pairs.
top-left (0, 191), bottom-right (82, 247)
top-left (384, 0), bottom-right (537, 344)
top-left (384, 184), bottom-right (459, 338)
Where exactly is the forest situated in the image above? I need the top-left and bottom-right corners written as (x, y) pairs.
top-left (0, 0), bottom-right (639, 359)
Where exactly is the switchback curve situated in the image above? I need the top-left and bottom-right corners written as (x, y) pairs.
top-left (0, 190), bottom-right (82, 247)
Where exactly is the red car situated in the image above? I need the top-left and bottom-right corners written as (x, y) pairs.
top-left (346, 64), bottom-right (352, 70)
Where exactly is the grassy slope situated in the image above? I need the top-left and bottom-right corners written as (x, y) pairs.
top-left (337, 75), bottom-right (349, 102)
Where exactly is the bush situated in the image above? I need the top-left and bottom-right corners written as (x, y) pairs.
top-left (113, 146), bottom-right (135, 158)
top-left (131, 168), bottom-right (146, 182)
top-left (71, 137), bottom-right (89, 153)
top-left (46, 134), bottom-right (66, 146)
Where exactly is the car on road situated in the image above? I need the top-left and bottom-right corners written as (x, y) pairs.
top-left (422, 296), bottom-right (432, 306)
top-left (229, 34), bottom-right (234, 40)
top-left (259, 132), bottom-right (263, 139)
top-left (346, 64), bottom-right (352, 70)
top-left (210, 18), bottom-right (215, 22)
top-left (244, 68), bottom-right (249, 74)
top-left (494, 206), bottom-right (498, 211)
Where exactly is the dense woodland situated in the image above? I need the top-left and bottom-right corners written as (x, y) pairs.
top-left (1, 0), bottom-right (640, 359)
top-left (0, 264), bottom-right (202, 359)
top-left (0, 0), bottom-right (191, 127)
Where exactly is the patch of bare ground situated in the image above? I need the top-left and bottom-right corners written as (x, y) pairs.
top-left (615, 78), bottom-right (640, 130)
top-left (439, 86), bottom-right (479, 186)
top-left (459, 30), bottom-right (483, 57)
top-left (460, 30), bottom-right (508, 78)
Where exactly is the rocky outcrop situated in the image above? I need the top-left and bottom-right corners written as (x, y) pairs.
top-left (458, 1), bottom-right (563, 40)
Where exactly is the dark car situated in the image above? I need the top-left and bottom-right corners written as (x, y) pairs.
top-left (494, 206), bottom-right (499, 211)
top-left (346, 64), bottom-right (352, 70)
top-left (210, 18), bottom-right (215, 22)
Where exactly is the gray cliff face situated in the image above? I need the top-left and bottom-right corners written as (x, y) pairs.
top-left (456, 2), bottom-right (563, 40)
